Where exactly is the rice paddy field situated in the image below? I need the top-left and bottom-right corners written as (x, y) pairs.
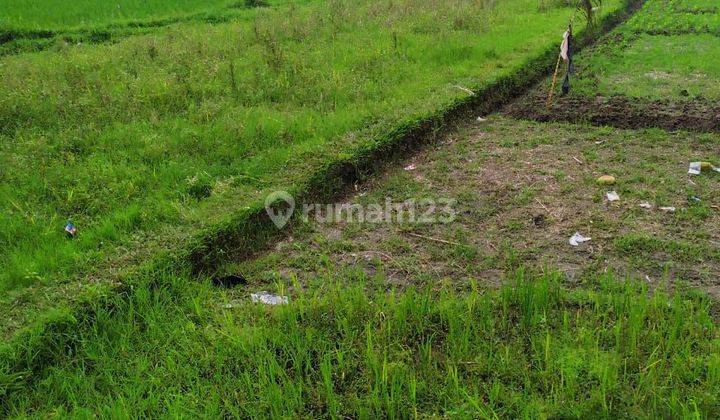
top-left (2, 0), bottom-right (720, 417)
top-left (572, 33), bottom-right (720, 100)
top-left (0, 0), bottom-right (624, 321)
top-left (0, 0), bottom-right (311, 33)
top-left (625, 0), bottom-right (720, 34)
top-left (1, 0), bottom-right (240, 30)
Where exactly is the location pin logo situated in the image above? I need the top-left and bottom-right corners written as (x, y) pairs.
top-left (265, 191), bottom-right (295, 229)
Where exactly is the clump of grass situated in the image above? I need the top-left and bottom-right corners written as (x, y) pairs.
top-left (186, 171), bottom-right (214, 200)
top-left (577, 0), bottom-right (604, 28)
top-left (2, 269), bottom-right (717, 417)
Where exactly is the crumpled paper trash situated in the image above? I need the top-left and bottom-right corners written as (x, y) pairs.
top-left (569, 232), bottom-right (591, 246)
top-left (251, 291), bottom-right (289, 305)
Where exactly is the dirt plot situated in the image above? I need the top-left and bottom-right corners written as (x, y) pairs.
top-left (226, 116), bottom-right (720, 298)
top-left (505, 91), bottom-right (720, 133)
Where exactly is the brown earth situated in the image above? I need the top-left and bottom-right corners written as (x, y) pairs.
top-left (505, 89), bottom-right (720, 133)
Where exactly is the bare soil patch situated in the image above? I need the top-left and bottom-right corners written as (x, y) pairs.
top-left (227, 116), bottom-right (720, 298)
top-left (505, 90), bottom-right (720, 133)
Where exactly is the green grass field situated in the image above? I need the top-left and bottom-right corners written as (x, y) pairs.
top-left (0, 0), bottom-right (273, 31)
top-left (3, 269), bottom-right (718, 417)
top-left (674, 0), bottom-right (718, 10)
top-left (3, 0), bottom-right (720, 416)
top-left (626, 0), bottom-right (720, 34)
top-left (552, 0), bottom-right (720, 101)
top-left (572, 33), bottom-right (720, 100)
top-left (0, 0), bottom-right (623, 299)
top-left (4, 109), bottom-right (720, 418)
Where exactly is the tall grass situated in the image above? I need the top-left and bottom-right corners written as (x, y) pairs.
top-left (2, 270), bottom-right (718, 417)
top-left (0, 0), bottom-right (275, 31)
top-left (0, 0), bottom-right (625, 294)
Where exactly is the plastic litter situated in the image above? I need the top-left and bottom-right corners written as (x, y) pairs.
top-left (64, 221), bottom-right (77, 238)
top-left (454, 85), bottom-right (475, 96)
top-left (404, 164), bottom-right (416, 171)
top-left (689, 161), bottom-right (720, 175)
top-left (703, 162), bottom-right (719, 171)
top-left (477, 116), bottom-right (487, 122)
top-left (596, 175), bottom-right (615, 185)
top-left (251, 291), bottom-right (288, 305)
top-left (660, 206), bottom-right (676, 212)
top-left (606, 191), bottom-right (620, 202)
top-left (689, 162), bottom-right (702, 175)
top-left (569, 232), bottom-right (591, 246)
top-left (639, 202), bottom-right (653, 209)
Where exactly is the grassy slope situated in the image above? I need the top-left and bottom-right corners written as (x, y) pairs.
top-left (503, 0), bottom-right (720, 131)
top-left (0, 1), bottom-right (624, 298)
top-left (556, 0), bottom-right (720, 101)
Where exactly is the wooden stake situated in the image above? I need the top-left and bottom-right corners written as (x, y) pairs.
top-left (546, 54), bottom-right (563, 108)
